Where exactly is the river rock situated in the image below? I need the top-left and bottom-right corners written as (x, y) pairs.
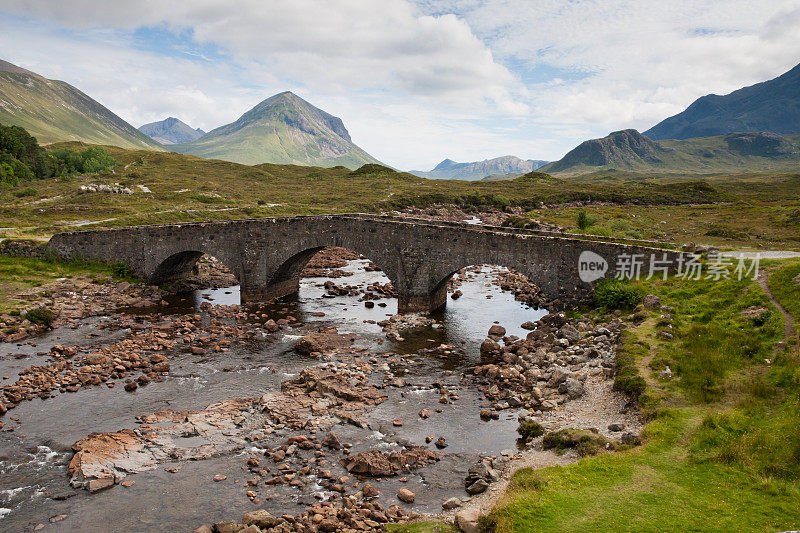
top-left (480, 338), bottom-right (500, 354)
top-left (321, 432), bottom-right (342, 450)
top-left (442, 497), bottom-right (462, 510)
top-left (558, 324), bottom-right (580, 342)
top-left (342, 447), bottom-right (441, 477)
top-left (488, 324), bottom-right (506, 337)
top-left (397, 488), bottom-right (415, 503)
top-left (465, 478), bottom-right (489, 495)
top-left (456, 508), bottom-right (482, 533)
top-left (560, 378), bottom-right (585, 399)
top-left (242, 509), bottom-right (277, 529)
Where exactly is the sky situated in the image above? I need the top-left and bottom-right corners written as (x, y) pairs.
top-left (0, 0), bottom-right (799, 170)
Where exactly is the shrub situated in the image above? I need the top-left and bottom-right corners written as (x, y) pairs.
top-left (594, 278), bottom-right (642, 309)
top-left (48, 146), bottom-right (116, 176)
top-left (108, 261), bottom-right (132, 278)
top-left (517, 418), bottom-right (545, 440)
top-left (576, 210), bottom-right (596, 231)
top-left (542, 428), bottom-right (612, 456)
top-left (24, 307), bottom-right (56, 326)
top-left (13, 187), bottom-right (37, 198)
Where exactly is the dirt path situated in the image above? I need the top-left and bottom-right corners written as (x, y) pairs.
top-left (758, 270), bottom-right (795, 355)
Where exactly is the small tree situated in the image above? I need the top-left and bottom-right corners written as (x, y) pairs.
top-left (576, 210), bottom-right (596, 231)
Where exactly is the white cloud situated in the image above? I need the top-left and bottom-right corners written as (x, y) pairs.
top-left (0, 0), bottom-right (798, 169)
top-left (0, 0), bottom-right (524, 113)
top-left (448, 0), bottom-right (800, 132)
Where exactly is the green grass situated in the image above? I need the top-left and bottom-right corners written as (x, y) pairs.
top-left (492, 409), bottom-right (800, 532)
top-left (0, 254), bottom-right (129, 313)
top-left (767, 260), bottom-right (800, 324)
top-left (490, 265), bottom-right (800, 532)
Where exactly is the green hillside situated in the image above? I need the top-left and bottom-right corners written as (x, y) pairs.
top-left (172, 91), bottom-right (382, 169)
top-left (542, 129), bottom-right (800, 176)
top-left (0, 59), bottom-right (163, 151)
top-left (1, 141), bottom-right (799, 254)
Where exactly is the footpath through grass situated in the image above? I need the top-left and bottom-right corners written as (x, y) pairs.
top-left (490, 269), bottom-right (800, 532)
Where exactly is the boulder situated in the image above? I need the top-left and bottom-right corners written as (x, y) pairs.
top-left (82, 353), bottom-right (108, 366)
top-left (558, 324), bottom-right (580, 342)
top-left (559, 378), bottom-right (585, 399)
top-left (321, 432), bottom-right (342, 450)
top-left (642, 294), bottom-right (661, 309)
top-left (456, 508), bottom-right (482, 533)
top-left (480, 338), bottom-right (500, 354)
top-left (361, 483), bottom-right (380, 498)
top-left (242, 509), bottom-right (277, 529)
top-left (465, 478), bottom-right (489, 495)
top-left (397, 488), bottom-right (415, 503)
top-left (488, 325), bottom-right (506, 337)
top-left (294, 327), bottom-right (355, 355)
top-left (342, 447), bottom-right (441, 477)
top-left (212, 521), bottom-right (239, 533)
top-left (442, 497), bottom-right (462, 510)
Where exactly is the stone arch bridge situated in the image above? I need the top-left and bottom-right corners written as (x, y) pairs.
top-left (47, 215), bottom-right (679, 313)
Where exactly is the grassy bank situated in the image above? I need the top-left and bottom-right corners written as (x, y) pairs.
top-left (487, 267), bottom-right (800, 532)
top-left (0, 255), bottom-right (128, 313)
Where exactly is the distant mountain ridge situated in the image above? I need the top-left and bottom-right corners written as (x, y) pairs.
top-left (139, 117), bottom-right (205, 144)
top-left (541, 129), bottom-right (800, 175)
top-left (645, 62), bottom-right (800, 140)
top-left (412, 155), bottom-right (549, 180)
top-left (172, 91), bottom-right (382, 169)
top-left (0, 59), bottom-right (163, 150)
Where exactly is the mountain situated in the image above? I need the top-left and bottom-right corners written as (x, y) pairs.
top-left (411, 155), bottom-right (549, 180)
top-left (0, 59), bottom-right (163, 150)
top-left (139, 117), bottom-right (205, 144)
top-left (543, 130), bottom-right (667, 173)
top-left (541, 129), bottom-right (800, 175)
top-left (645, 63), bottom-right (800, 140)
top-left (172, 91), bottom-right (382, 169)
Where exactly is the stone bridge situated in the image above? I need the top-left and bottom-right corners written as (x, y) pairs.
top-left (47, 214), bottom-right (679, 313)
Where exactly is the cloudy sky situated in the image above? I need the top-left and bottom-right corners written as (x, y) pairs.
top-left (1, 0), bottom-right (798, 169)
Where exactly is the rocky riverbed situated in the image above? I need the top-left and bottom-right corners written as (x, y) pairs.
top-left (0, 250), bottom-right (641, 532)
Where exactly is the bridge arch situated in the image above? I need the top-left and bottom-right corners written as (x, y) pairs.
top-left (428, 258), bottom-right (555, 313)
top-left (256, 244), bottom-right (402, 305)
top-left (149, 248), bottom-right (242, 287)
